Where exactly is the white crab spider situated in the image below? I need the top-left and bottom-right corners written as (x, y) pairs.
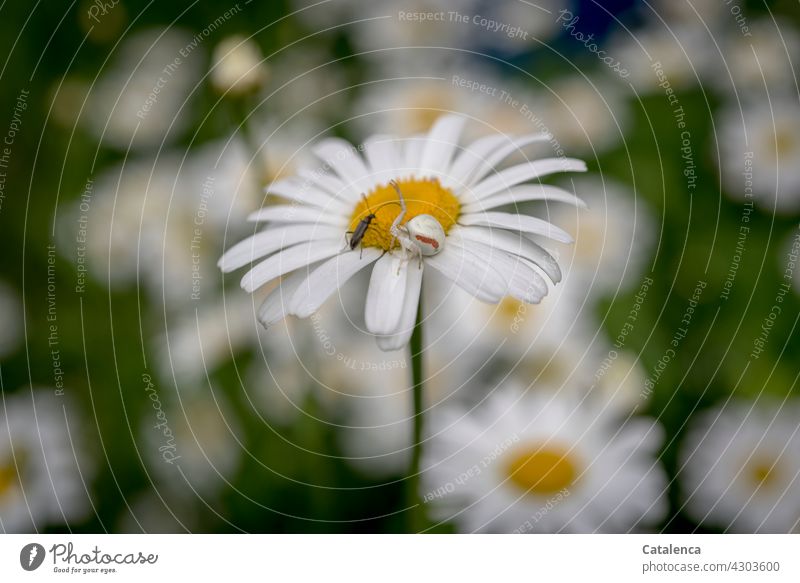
top-left (389, 181), bottom-right (446, 265)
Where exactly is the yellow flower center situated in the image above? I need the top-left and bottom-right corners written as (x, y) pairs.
top-left (774, 129), bottom-right (796, 158)
top-left (0, 461), bottom-right (17, 497)
top-left (349, 178), bottom-right (460, 251)
top-left (748, 456), bottom-right (782, 491)
top-left (505, 443), bottom-right (579, 495)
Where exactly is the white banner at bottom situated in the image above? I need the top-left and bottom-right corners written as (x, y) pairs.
top-left (0, 534), bottom-right (797, 582)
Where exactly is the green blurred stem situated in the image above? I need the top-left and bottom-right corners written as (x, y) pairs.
top-left (228, 95), bottom-right (267, 186)
top-left (407, 296), bottom-right (427, 533)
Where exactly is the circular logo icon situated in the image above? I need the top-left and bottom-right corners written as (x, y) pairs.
top-left (20, 543), bottom-right (46, 571)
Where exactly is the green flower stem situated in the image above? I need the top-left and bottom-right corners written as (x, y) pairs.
top-left (407, 295), bottom-right (427, 533)
top-left (227, 95), bottom-right (267, 187)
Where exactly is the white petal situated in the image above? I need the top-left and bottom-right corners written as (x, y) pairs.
top-left (312, 138), bottom-right (372, 196)
top-left (450, 238), bottom-right (547, 302)
top-left (424, 244), bottom-right (507, 302)
top-left (219, 224), bottom-right (342, 273)
top-left (459, 211), bottom-right (573, 243)
top-left (247, 205), bottom-right (348, 226)
top-left (266, 178), bottom-right (349, 212)
top-left (365, 254), bottom-right (409, 335)
top-left (290, 248), bottom-right (382, 318)
top-left (444, 134), bottom-right (507, 190)
top-left (507, 264), bottom-right (548, 303)
top-left (363, 135), bottom-right (402, 187)
top-left (419, 115), bottom-right (466, 178)
top-left (376, 262), bottom-right (424, 351)
top-left (403, 135), bottom-right (426, 175)
top-left (450, 225), bottom-right (562, 283)
top-left (241, 240), bottom-right (342, 293)
top-left (297, 167), bottom-right (348, 197)
top-left (466, 158), bottom-right (587, 201)
top-left (467, 132), bottom-right (552, 187)
top-left (462, 184), bottom-right (587, 214)
top-left (257, 269), bottom-right (308, 328)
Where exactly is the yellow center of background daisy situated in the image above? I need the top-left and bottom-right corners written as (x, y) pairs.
top-left (748, 456), bottom-right (781, 490)
top-left (505, 443), bottom-right (579, 495)
top-left (349, 178), bottom-right (460, 251)
top-left (0, 461), bottom-right (17, 497)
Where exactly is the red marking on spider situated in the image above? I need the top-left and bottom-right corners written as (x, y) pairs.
top-left (415, 234), bottom-right (439, 249)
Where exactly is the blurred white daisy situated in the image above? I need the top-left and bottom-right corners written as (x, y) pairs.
top-left (552, 176), bottom-right (655, 294)
top-left (142, 391), bottom-right (242, 498)
top-left (351, 64), bottom-right (542, 141)
top-left (210, 35), bottom-right (269, 96)
top-left (611, 23), bottom-right (717, 92)
top-left (680, 399), bottom-right (800, 533)
top-left (219, 114), bottom-right (586, 351)
top-left (708, 19), bottom-right (800, 95)
top-left (264, 48), bottom-right (350, 128)
top-left (59, 139), bottom-right (260, 303)
top-left (649, 0), bottom-right (724, 26)
top-left (291, 0), bottom-right (565, 63)
top-left (422, 386), bottom-right (668, 532)
top-left (425, 276), bottom-right (593, 380)
top-left (0, 281), bottom-right (22, 360)
top-left (83, 27), bottom-right (201, 151)
top-left (0, 389), bottom-right (93, 533)
top-left (537, 75), bottom-right (630, 155)
top-left (117, 490), bottom-right (194, 533)
top-left (718, 97), bottom-right (800, 213)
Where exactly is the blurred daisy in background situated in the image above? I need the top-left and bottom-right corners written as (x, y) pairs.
top-left (707, 19), bottom-right (800, 96)
top-left (291, 0), bottom-right (565, 65)
top-left (141, 391), bottom-right (242, 499)
top-left (118, 490), bottom-right (196, 533)
top-left (0, 281), bottom-right (22, 360)
top-left (611, 23), bottom-right (717, 92)
top-left (219, 114), bottom-right (586, 350)
top-left (422, 386), bottom-right (668, 532)
top-left (425, 278), bottom-right (594, 383)
top-left (680, 399), bottom-right (800, 533)
top-left (155, 294), bottom-right (259, 384)
top-left (59, 139), bottom-right (260, 304)
top-left (82, 28), bottom-right (202, 151)
top-left (210, 35), bottom-right (269, 96)
top-left (649, 0), bottom-right (725, 26)
top-left (537, 75), bottom-right (630, 155)
top-left (552, 176), bottom-right (655, 295)
top-left (333, 343), bottom-right (413, 478)
top-left (0, 389), bottom-right (93, 533)
top-left (351, 63), bottom-right (540, 140)
top-left (717, 97), bottom-right (800, 214)
top-left (264, 48), bottom-right (350, 129)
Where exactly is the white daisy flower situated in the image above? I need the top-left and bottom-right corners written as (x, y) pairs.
top-left (680, 399), bottom-right (800, 533)
top-left (718, 97), bottom-right (800, 213)
top-left (0, 389), bottom-right (93, 533)
top-left (219, 114), bottom-right (586, 351)
top-left (83, 27), bottom-right (202, 151)
top-left (210, 35), bottom-right (269, 96)
top-left (422, 386), bottom-right (668, 532)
